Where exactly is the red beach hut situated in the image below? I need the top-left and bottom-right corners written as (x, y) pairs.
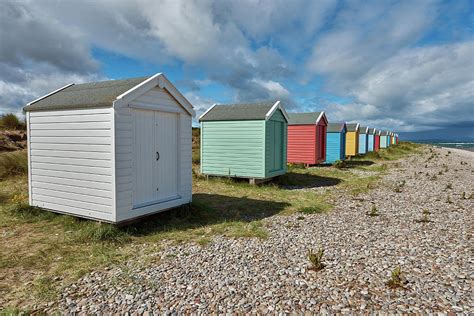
top-left (287, 112), bottom-right (328, 166)
top-left (374, 129), bottom-right (381, 152)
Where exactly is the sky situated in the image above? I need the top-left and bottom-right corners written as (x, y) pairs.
top-left (0, 0), bottom-right (473, 139)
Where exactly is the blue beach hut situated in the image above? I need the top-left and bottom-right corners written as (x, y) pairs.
top-left (358, 126), bottom-right (369, 154)
top-left (380, 131), bottom-right (389, 148)
top-left (367, 128), bottom-right (376, 152)
top-left (325, 122), bottom-right (347, 163)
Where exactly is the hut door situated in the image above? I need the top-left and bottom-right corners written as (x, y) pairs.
top-left (132, 110), bottom-right (179, 208)
top-left (272, 121), bottom-right (284, 171)
top-left (155, 111), bottom-right (179, 202)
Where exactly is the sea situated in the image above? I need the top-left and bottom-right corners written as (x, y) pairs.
top-left (412, 140), bottom-right (474, 152)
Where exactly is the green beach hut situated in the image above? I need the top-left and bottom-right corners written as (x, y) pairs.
top-left (199, 101), bottom-right (288, 182)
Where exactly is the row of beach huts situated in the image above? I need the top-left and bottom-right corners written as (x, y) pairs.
top-left (198, 100), bottom-right (398, 182)
top-left (22, 74), bottom-right (399, 223)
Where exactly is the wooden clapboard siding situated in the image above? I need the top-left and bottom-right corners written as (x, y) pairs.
top-left (265, 109), bottom-right (287, 178)
top-left (287, 125), bottom-right (316, 164)
top-left (367, 134), bottom-right (375, 152)
top-left (28, 108), bottom-right (114, 221)
top-left (374, 134), bottom-right (380, 151)
top-left (380, 135), bottom-right (388, 148)
top-left (358, 133), bottom-right (368, 154)
top-left (201, 120), bottom-right (265, 178)
top-left (326, 132), bottom-right (345, 163)
top-left (345, 131), bottom-right (359, 156)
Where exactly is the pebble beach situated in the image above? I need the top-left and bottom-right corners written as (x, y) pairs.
top-left (55, 146), bottom-right (473, 314)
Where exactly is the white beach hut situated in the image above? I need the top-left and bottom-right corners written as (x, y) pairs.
top-left (23, 73), bottom-right (195, 223)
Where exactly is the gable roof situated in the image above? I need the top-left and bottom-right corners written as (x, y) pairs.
top-left (368, 128), bottom-right (376, 135)
top-left (199, 101), bottom-right (288, 122)
top-left (381, 131), bottom-right (389, 136)
top-left (327, 122), bottom-right (347, 133)
top-left (24, 73), bottom-right (195, 116)
top-left (359, 126), bottom-right (369, 134)
top-left (287, 112), bottom-right (327, 125)
top-left (346, 123), bottom-right (360, 132)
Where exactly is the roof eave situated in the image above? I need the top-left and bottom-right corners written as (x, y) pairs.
top-left (23, 83), bottom-right (75, 111)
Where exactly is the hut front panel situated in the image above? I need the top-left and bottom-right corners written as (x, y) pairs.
top-left (201, 121), bottom-right (265, 178)
top-left (115, 87), bottom-right (192, 222)
top-left (345, 131), bottom-right (359, 156)
top-left (28, 108), bottom-right (114, 222)
top-left (265, 109), bottom-right (287, 178)
top-left (380, 136), bottom-right (388, 148)
top-left (374, 135), bottom-right (380, 151)
top-left (367, 134), bottom-right (374, 152)
top-left (326, 132), bottom-right (342, 163)
top-left (287, 125), bottom-right (316, 164)
top-left (358, 133), bottom-right (368, 154)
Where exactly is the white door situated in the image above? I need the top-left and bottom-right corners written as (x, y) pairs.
top-left (132, 109), bottom-right (179, 208)
top-left (155, 111), bottom-right (179, 201)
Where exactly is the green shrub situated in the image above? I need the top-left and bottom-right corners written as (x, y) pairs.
top-left (0, 113), bottom-right (25, 130)
top-left (0, 150), bottom-right (28, 179)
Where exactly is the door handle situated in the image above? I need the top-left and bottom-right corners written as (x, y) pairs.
top-left (156, 151), bottom-right (160, 161)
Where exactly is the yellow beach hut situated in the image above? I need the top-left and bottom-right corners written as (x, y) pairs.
top-left (345, 123), bottom-right (360, 157)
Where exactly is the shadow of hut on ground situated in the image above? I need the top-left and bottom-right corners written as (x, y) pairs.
top-left (122, 193), bottom-right (290, 236)
top-left (277, 172), bottom-right (342, 189)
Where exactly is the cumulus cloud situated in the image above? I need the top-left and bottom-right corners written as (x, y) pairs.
top-left (324, 41), bottom-right (474, 131)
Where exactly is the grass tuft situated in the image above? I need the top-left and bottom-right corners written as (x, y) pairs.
top-left (307, 247), bottom-right (325, 271)
top-left (72, 222), bottom-right (131, 244)
top-left (387, 266), bottom-right (405, 289)
top-left (0, 150), bottom-right (28, 180)
top-left (299, 206), bottom-right (326, 214)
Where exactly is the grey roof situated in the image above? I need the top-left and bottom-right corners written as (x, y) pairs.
top-left (381, 131), bottom-right (389, 136)
top-left (346, 123), bottom-right (359, 132)
top-left (24, 77), bottom-right (149, 111)
top-left (327, 123), bottom-right (346, 133)
top-left (359, 126), bottom-right (369, 134)
top-left (368, 128), bottom-right (376, 134)
top-left (288, 112), bottom-right (324, 125)
top-left (199, 101), bottom-right (276, 121)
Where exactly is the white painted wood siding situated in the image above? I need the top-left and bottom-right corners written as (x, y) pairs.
top-left (115, 86), bottom-right (192, 222)
top-left (28, 108), bottom-right (114, 222)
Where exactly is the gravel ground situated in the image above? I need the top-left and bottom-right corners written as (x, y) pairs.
top-left (55, 146), bottom-right (473, 314)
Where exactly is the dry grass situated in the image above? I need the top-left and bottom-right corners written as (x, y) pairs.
top-left (0, 151), bottom-right (28, 180)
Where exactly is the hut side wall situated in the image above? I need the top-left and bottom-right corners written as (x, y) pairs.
top-left (201, 120), bottom-right (265, 178)
top-left (28, 108), bottom-right (115, 222)
top-left (346, 131), bottom-right (359, 156)
top-left (287, 125), bottom-right (316, 164)
top-left (326, 132), bottom-right (341, 163)
top-left (358, 133), bottom-right (368, 154)
top-left (367, 134), bottom-right (374, 152)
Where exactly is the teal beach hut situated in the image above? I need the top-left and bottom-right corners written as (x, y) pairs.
top-left (358, 126), bottom-right (369, 154)
top-left (325, 122), bottom-right (347, 163)
top-left (367, 128), bottom-right (376, 152)
top-left (199, 101), bottom-right (288, 182)
top-left (380, 131), bottom-right (389, 148)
